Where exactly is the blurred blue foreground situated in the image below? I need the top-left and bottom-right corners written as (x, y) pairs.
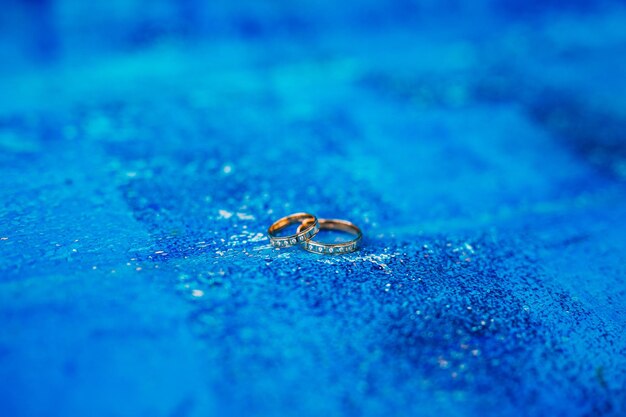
top-left (1, 1), bottom-right (626, 416)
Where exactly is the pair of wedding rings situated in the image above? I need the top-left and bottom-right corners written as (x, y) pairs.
top-left (267, 212), bottom-right (362, 255)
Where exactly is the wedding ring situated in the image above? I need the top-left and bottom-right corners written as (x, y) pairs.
top-left (297, 218), bottom-right (362, 255)
top-left (268, 212), bottom-right (319, 248)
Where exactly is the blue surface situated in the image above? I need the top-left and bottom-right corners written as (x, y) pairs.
top-left (1, 1), bottom-right (626, 416)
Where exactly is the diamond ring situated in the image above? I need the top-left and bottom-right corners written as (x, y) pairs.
top-left (268, 212), bottom-right (319, 248)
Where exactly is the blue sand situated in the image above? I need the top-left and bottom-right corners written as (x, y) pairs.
top-left (1, 1), bottom-right (626, 416)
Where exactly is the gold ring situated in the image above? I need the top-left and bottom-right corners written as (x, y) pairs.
top-left (268, 212), bottom-right (319, 248)
top-left (297, 218), bottom-right (362, 255)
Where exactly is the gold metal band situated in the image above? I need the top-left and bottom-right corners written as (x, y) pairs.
top-left (297, 218), bottom-right (362, 255)
top-left (267, 212), bottom-right (319, 248)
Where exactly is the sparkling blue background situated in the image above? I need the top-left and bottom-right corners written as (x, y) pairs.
top-left (1, 1), bottom-right (626, 416)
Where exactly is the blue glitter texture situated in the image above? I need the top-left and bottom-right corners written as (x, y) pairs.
top-left (1, 1), bottom-right (626, 416)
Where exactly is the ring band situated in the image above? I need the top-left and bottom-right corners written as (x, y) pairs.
top-left (268, 212), bottom-right (319, 248)
top-left (297, 218), bottom-right (362, 255)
